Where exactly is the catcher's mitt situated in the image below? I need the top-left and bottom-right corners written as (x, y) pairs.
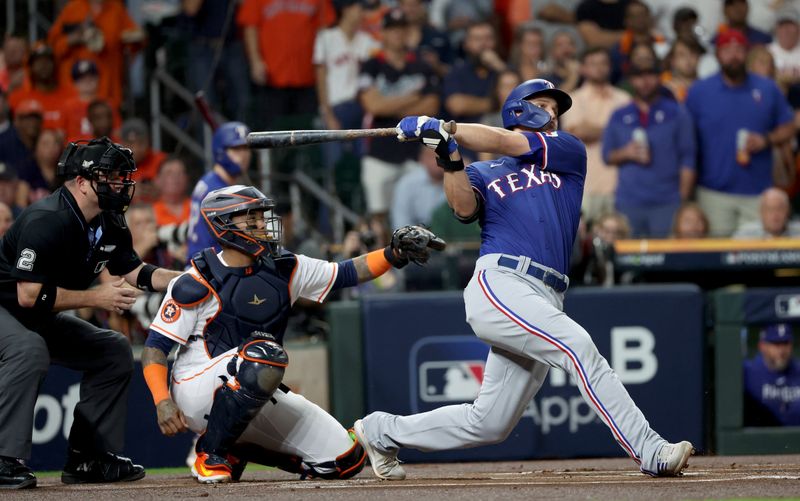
top-left (390, 225), bottom-right (447, 266)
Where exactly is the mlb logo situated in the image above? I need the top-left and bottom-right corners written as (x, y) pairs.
top-left (410, 335), bottom-right (490, 412)
top-left (419, 360), bottom-right (485, 403)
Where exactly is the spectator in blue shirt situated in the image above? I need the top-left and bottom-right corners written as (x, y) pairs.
top-left (442, 21), bottom-right (504, 125)
top-left (713, 0), bottom-right (772, 47)
top-left (743, 323), bottom-right (800, 427)
top-left (603, 61), bottom-right (696, 238)
top-left (685, 29), bottom-right (795, 237)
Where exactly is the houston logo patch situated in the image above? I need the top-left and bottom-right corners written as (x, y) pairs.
top-left (161, 299), bottom-right (181, 323)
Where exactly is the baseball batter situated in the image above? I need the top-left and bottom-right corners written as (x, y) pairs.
top-left (353, 79), bottom-right (694, 479)
top-left (141, 185), bottom-right (445, 483)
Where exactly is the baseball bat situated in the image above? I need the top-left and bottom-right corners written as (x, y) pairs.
top-left (247, 121), bottom-right (457, 149)
top-left (194, 91), bottom-right (220, 130)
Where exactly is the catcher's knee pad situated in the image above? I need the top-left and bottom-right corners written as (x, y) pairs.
top-left (197, 338), bottom-right (288, 456)
top-left (233, 337), bottom-right (288, 400)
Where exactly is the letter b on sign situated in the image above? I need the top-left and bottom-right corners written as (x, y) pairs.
top-left (611, 327), bottom-right (657, 384)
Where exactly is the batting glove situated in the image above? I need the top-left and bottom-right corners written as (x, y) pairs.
top-left (396, 115), bottom-right (431, 142)
top-left (420, 127), bottom-right (458, 156)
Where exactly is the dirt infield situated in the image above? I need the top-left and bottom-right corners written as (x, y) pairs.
top-left (12, 454), bottom-right (800, 500)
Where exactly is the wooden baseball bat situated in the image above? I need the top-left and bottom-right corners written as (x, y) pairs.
top-left (247, 121), bottom-right (457, 149)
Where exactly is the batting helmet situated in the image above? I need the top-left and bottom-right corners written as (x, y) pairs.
top-left (213, 121), bottom-right (251, 176)
top-left (201, 185), bottom-right (282, 258)
top-left (57, 136), bottom-right (137, 216)
top-left (501, 79), bottom-right (572, 131)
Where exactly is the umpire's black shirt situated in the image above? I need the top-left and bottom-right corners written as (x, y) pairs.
top-left (0, 186), bottom-right (141, 322)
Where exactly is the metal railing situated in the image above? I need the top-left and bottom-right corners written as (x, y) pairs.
top-left (6, 0), bottom-right (53, 42)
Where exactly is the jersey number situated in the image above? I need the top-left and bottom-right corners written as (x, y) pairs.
top-left (16, 248), bottom-right (36, 271)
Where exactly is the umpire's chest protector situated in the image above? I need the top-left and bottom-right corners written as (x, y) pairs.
top-left (194, 249), bottom-right (293, 357)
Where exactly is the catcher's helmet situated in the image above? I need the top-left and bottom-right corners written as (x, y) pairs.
top-left (201, 185), bottom-right (282, 258)
top-left (57, 136), bottom-right (137, 216)
top-left (212, 121), bottom-right (250, 176)
top-left (501, 79), bottom-right (572, 131)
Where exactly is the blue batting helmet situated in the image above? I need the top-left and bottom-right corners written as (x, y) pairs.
top-left (213, 121), bottom-right (251, 176)
top-left (501, 79), bottom-right (572, 131)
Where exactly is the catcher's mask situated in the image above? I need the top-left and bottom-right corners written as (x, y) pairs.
top-left (201, 185), bottom-right (282, 258)
top-left (57, 136), bottom-right (137, 219)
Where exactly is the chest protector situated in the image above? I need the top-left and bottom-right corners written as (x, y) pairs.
top-left (193, 248), bottom-right (295, 357)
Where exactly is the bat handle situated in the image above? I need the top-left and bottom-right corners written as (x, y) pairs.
top-left (443, 120), bottom-right (457, 135)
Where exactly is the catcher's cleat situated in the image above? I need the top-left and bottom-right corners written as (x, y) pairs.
top-left (655, 441), bottom-right (694, 477)
top-left (192, 453), bottom-right (232, 484)
top-left (61, 449), bottom-right (145, 484)
top-left (352, 419), bottom-right (406, 480)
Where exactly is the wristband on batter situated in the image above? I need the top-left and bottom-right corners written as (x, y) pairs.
top-left (34, 284), bottom-right (57, 312)
top-left (143, 363), bottom-right (170, 405)
top-left (435, 156), bottom-right (465, 172)
top-left (136, 264), bottom-right (158, 292)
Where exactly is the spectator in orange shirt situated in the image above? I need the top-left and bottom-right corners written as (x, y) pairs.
top-left (0, 33), bottom-right (28, 94)
top-left (8, 44), bottom-right (74, 132)
top-left (63, 60), bottom-right (122, 143)
top-left (238, 0), bottom-right (335, 130)
top-left (48, 0), bottom-right (144, 110)
top-left (152, 156), bottom-right (191, 227)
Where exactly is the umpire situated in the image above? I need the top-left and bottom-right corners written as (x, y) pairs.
top-left (0, 137), bottom-right (181, 489)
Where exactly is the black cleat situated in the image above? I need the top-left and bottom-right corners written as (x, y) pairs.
top-left (62, 449), bottom-right (146, 484)
top-left (0, 457), bottom-right (36, 489)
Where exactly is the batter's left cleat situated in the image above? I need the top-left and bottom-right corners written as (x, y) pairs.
top-left (61, 449), bottom-right (145, 484)
top-left (192, 453), bottom-right (232, 484)
top-left (655, 441), bottom-right (694, 477)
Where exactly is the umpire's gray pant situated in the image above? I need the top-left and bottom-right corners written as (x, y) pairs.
top-left (0, 305), bottom-right (133, 460)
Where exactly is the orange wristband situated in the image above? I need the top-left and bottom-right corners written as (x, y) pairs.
top-left (143, 364), bottom-right (170, 405)
top-left (366, 249), bottom-right (392, 277)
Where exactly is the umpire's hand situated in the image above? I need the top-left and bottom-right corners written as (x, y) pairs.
top-left (156, 398), bottom-right (189, 436)
top-left (93, 277), bottom-right (141, 314)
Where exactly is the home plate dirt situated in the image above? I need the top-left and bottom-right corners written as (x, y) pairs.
top-left (15, 454), bottom-right (800, 500)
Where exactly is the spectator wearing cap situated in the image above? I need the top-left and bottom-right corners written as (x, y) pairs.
top-left (237, 0), bottom-right (334, 131)
top-left (686, 29), bottom-right (795, 236)
top-left (119, 118), bottom-right (166, 185)
top-left (62, 59), bottom-right (121, 143)
top-left (7, 43), bottom-right (75, 132)
top-left (603, 60), bottom-right (696, 238)
top-left (713, 0), bottom-right (772, 47)
top-left (0, 33), bottom-right (28, 94)
top-left (733, 187), bottom-right (800, 237)
top-left (561, 47), bottom-right (630, 225)
top-left (48, 0), bottom-right (144, 111)
top-left (769, 7), bottom-right (800, 92)
top-left (743, 323), bottom-right (800, 426)
top-left (358, 8), bottom-right (440, 223)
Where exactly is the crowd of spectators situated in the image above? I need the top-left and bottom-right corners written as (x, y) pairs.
top-left (4, 0), bottom-right (800, 333)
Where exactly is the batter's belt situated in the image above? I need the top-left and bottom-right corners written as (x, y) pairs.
top-left (497, 255), bottom-right (569, 293)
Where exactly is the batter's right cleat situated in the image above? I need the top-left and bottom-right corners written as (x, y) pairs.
top-left (62, 449), bottom-right (145, 484)
top-left (192, 453), bottom-right (233, 484)
top-left (227, 454), bottom-right (247, 482)
top-left (655, 441), bottom-right (694, 477)
top-left (0, 456), bottom-right (36, 489)
top-left (352, 419), bottom-right (406, 480)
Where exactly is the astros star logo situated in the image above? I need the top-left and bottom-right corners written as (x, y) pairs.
top-left (249, 294), bottom-right (266, 306)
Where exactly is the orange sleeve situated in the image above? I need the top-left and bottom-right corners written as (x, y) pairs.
top-left (48, 3), bottom-right (82, 60)
top-left (143, 363), bottom-right (170, 405)
top-left (320, 0), bottom-right (336, 29)
top-left (237, 0), bottom-right (260, 27)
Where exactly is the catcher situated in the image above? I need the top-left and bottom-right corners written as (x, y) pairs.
top-left (141, 185), bottom-right (445, 483)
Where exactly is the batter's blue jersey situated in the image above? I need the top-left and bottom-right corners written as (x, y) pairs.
top-left (466, 130), bottom-right (586, 275)
top-left (186, 170), bottom-right (228, 265)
